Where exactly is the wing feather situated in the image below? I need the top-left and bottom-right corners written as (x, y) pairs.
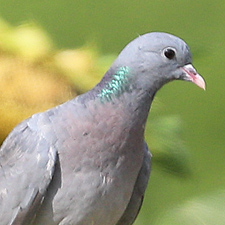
top-left (0, 115), bottom-right (57, 225)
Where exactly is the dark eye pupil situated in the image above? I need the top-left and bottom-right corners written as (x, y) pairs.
top-left (164, 48), bottom-right (175, 59)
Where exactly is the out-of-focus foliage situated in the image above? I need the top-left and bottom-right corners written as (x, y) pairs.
top-left (55, 47), bottom-right (115, 92)
top-left (155, 190), bottom-right (225, 225)
top-left (0, 19), bottom-right (52, 61)
top-left (0, 19), bottom-right (76, 142)
top-left (0, 54), bottom-right (75, 140)
top-left (146, 115), bottom-right (190, 177)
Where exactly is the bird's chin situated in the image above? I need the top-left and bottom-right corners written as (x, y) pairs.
top-left (181, 64), bottom-right (206, 90)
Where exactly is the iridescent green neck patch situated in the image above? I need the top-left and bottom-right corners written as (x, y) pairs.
top-left (97, 66), bottom-right (131, 102)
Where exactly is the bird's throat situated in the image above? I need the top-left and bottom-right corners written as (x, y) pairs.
top-left (95, 66), bottom-right (153, 130)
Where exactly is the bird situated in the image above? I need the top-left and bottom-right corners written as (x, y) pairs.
top-left (0, 32), bottom-right (205, 225)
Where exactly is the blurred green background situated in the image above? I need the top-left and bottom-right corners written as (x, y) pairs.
top-left (0, 1), bottom-right (224, 224)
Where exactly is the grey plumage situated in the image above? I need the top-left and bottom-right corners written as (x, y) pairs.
top-left (0, 32), bottom-right (205, 225)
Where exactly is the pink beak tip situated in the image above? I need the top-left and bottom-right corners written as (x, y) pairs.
top-left (182, 64), bottom-right (206, 91)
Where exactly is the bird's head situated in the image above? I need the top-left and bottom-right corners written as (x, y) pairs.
top-left (113, 32), bottom-right (205, 93)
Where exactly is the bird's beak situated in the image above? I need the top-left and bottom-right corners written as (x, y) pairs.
top-left (181, 64), bottom-right (206, 90)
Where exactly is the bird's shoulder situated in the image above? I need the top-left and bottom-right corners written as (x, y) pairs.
top-left (0, 111), bottom-right (58, 224)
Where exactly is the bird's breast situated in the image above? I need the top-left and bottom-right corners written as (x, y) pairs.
top-left (38, 101), bottom-right (146, 224)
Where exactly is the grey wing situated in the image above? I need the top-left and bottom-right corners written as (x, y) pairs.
top-left (0, 116), bottom-right (57, 225)
top-left (116, 142), bottom-right (151, 225)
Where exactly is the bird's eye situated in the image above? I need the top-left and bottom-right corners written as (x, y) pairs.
top-left (164, 48), bottom-right (176, 59)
